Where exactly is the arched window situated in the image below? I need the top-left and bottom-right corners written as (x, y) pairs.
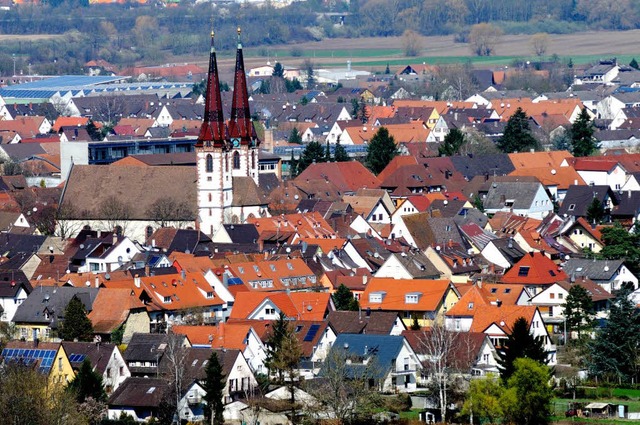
top-left (206, 154), bottom-right (213, 173)
top-left (208, 193), bottom-right (212, 202)
top-left (233, 151), bottom-right (240, 170)
top-left (225, 153), bottom-right (229, 172)
top-left (252, 150), bottom-right (256, 169)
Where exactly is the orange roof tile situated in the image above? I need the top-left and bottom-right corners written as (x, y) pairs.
top-left (508, 150), bottom-right (573, 170)
top-left (88, 288), bottom-right (146, 333)
top-left (297, 237), bottom-right (345, 254)
top-left (359, 278), bottom-right (454, 312)
top-left (172, 323), bottom-right (254, 350)
top-left (509, 165), bottom-right (584, 190)
top-left (501, 252), bottom-right (567, 285)
top-left (52, 117), bottom-right (89, 132)
top-left (247, 212), bottom-right (336, 241)
top-left (468, 305), bottom-right (538, 334)
top-left (229, 291), bottom-right (331, 321)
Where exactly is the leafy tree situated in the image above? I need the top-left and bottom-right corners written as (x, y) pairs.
top-left (586, 197), bottom-right (605, 224)
top-left (564, 284), bottom-right (595, 340)
top-left (59, 296), bottom-right (94, 342)
top-left (351, 98), bottom-right (360, 117)
top-left (296, 141), bottom-right (325, 174)
top-left (438, 128), bottom-right (466, 156)
top-left (570, 107), bottom-right (599, 157)
top-left (334, 136), bottom-right (349, 162)
top-left (272, 61), bottom-right (284, 78)
top-left (410, 315), bottom-right (421, 330)
top-left (469, 23), bottom-right (502, 56)
top-left (365, 127), bottom-right (398, 175)
top-left (288, 127), bottom-right (302, 144)
top-left (332, 284), bottom-right (358, 311)
top-left (497, 317), bottom-right (547, 382)
top-left (402, 29), bottom-right (421, 57)
top-left (285, 78), bottom-right (303, 93)
top-left (67, 359), bottom-right (107, 404)
top-left (587, 283), bottom-right (640, 382)
top-left (203, 351), bottom-right (226, 425)
top-left (461, 376), bottom-right (504, 424)
top-left (530, 32), bottom-right (550, 57)
top-left (258, 79), bottom-right (270, 94)
top-left (630, 58), bottom-right (639, 70)
top-left (501, 358), bottom-right (553, 425)
top-left (599, 223), bottom-right (640, 276)
top-left (497, 108), bottom-right (540, 153)
top-left (472, 195), bottom-right (484, 212)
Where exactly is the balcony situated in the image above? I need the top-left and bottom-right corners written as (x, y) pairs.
top-left (186, 394), bottom-right (202, 405)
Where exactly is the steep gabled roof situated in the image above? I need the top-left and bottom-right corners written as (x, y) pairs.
top-left (360, 278), bottom-right (454, 312)
top-left (501, 252), bottom-right (567, 285)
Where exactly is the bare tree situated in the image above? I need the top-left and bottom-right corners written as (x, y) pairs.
top-left (402, 30), bottom-right (421, 57)
top-left (437, 63), bottom-right (478, 101)
top-left (98, 195), bottom-right (132, 236)
top-left (419, 317), bottom-right (474, 422)
top-left (92, 94), bottom-right (127, 127)
top-left (146, 197), bottom-right (195, 229)
top-left (162, 332), bottom-right (188, 423)
top-left (306, 348), bottom-right (382, 424)
top-left (530, 33), bottom-right (550, 57)
top-left (56, 201), bottom-right (82, 240)
top-left (468, 23), bottom-right (502, 56)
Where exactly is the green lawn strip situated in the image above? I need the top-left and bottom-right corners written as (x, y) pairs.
top-left (552, 415), bottom-right (640, 424)
top-left (399, 409), bottom-right (422, 420)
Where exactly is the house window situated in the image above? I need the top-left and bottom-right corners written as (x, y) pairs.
top-left (106, 368), bottom-right (111, 378)
top-left (58, 357), bottom-right (63, 372)
top-left (550, 293), bottom-right (555, 299)
top-left (163, 296), bottom-right (172, 303)
top-left (405, 294), bottom-right (419, 304)
top-left (206, 154), bottom-right (213, 173)
top-left (225, 154), bottom-right (229, 172)
top-left (518, 266), bottom-right (530, 277)
top-left (206, 292), bottom-right (214, 299)
top-left (119, 366), bottom-right (124, 376)
top-left (146, 226), bottom-right (153, 239)
top-left (252, 150), bottom-right (256, 169)
top-left (559, 293), bottom-right (563, 299)
top-left (233, 151), bottom-right (240, 169)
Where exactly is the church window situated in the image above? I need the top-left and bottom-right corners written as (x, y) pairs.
top-left (233, 151), bottom-right (240, 169)
top-left (225, 154), bottom-right (229, 172)
top-left (206, 154), bottom-right (213, 173)
top-left (252, 150), bottom-right (256, 169)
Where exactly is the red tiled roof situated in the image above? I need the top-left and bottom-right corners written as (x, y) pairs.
top-left (500, 252), bottom-right (567, 285)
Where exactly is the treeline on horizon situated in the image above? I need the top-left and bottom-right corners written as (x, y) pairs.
top-left (0, 0), bottom-right (639, 74)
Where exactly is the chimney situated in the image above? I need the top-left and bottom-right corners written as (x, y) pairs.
top-left (362, 275), bottom-right (368, 286)
top-left (496, 299), bottom-right (502, 307)
top-left (218, 322), bottom-right (225, 341)
top-left (145, 264), bottom-right (150, 277)
top-left (477, 278), bottom-right (482, 288)
top-left (181, 269), bottom-right (186, 280)
top-left (95, 276), bottom-right (99, 288)
top-left (134, 274), bottom-right (141, 288)
top-left (112, 232), bottom-right (118, 246)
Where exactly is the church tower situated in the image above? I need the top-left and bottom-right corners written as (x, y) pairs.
top-left (195, 29), bottom-right (232, 236)
top-left (228, 27), bottom-right (260, 186)
top-left (196, 28), bottom-right (261, 235)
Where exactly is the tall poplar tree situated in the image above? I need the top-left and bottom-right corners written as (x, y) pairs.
top-left (365, 127), bottom-right (397, 175)
top-left (203, 351), bottom-right (226, 425)
top-left (497, 108), bottom-right (540, 153)
top-left (570, 107), bottom-right (599, 157)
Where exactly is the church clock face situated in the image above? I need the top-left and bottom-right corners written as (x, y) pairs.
top-left (231, 138), bottom-right (241, 148)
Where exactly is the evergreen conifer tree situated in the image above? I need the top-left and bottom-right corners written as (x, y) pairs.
top-left (438, 128), bottom-right (466, 156)
top-left (59, 296), bottom-right (94, 342)
top-left (497, 317), bottom-right (547, 381)
top-left (334, 136), bottom-right (349, 162)
top-left (67, 359), bottom-right (107, 403)
top-left (365, 127), bottom-right (398, 175)
top-left (297, 141), bottom-right (325, 174)
top-left (630, 58), bottom-right (639, 70)
top-left (496, 108), bottom-right (540, 153)
top-left (203, 351), bottom-right (226, 425)
top-left (570, 107), bottom-right (599, 157)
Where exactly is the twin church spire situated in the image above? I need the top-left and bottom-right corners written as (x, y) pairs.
top-left (196, 27), bottom-right (255, 148)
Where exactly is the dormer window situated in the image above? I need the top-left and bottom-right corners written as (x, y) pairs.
top-left (468, 302), bottom-right (474, 309)
top-left (238, 267), bottom-right (245, 274)
top-left (568, 204), bottom-right (576, 211)
top-left (206, 292), bottom-right (214, 299)
top-left (518, 266), bottom-right (530, 277)
top-left (287, 263), bottom-right (294, 270)
top-left (163, 296), bottom-right (171, 304)
top-left (369, 291), bottom-right (386, 303)
top-left (405, 292), bottom-right (421, 304)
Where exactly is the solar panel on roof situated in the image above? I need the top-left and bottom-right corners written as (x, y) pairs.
top-left (227, 277), bottom-right (244, 286)
top-left (303, 324), bottom-right (320, 342)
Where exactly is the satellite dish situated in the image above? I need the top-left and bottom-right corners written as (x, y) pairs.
top-left (85, 280), bottom-right (91, 287)
top-left (104, 273), bottom-right (111, 280)
top-left (443, 200), bottom-right (448, 205)
top-left (604, 266), bottom-right (610, 272)
top-left (79, 244), bottom-right (85, 249)
top-left (307, 304), bottom-right (313, 311)
top-left (285, 247), bottom-right (291, 253)
top-left (551, 169), bottom-right (557, 175)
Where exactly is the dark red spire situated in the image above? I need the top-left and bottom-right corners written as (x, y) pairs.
top-left (228, 27), bottom-right (255, 145)
top-left (196, 29), bottom-right (226, 148)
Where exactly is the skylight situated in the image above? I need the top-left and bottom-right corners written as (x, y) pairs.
top-left (518, 266), bottom-right (530, 277)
